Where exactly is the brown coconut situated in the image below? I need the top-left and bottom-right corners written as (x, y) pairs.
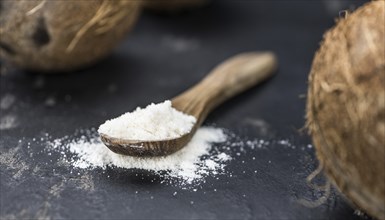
top-left (0, 0), bottom-right (140, 72)
top-left (306, 1), bottom-right (385, 219)
top-left (142, 0), bottom-right (209, 12)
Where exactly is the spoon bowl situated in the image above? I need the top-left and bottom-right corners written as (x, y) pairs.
top-left (100, 128), bottom-right (196, 156)
top-left (100, 52), bottom-right (278, 157)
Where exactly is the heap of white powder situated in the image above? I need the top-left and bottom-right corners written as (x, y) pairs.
top-left (98, 100), bottom-right (196, 140)
top-left (50, 127), bottom-right (230, 184)
top-left (46, 100), bottom-right (236, 184)
top-left (45, 122), bottom-right (301, 185)
top-left (46, 101), bottom-right (299, 185)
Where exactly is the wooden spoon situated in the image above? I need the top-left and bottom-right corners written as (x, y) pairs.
top-left (100, 52), bottom-right (277, 157)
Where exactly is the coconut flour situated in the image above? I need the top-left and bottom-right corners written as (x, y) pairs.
top-left (43, 98), bottom-right (302, 186)
top-left (50, 127), bottom-right (230, 184)
top-left (41, 125), bottom-right (305, 186)
top-left (98, 100), bottom-right (196, 140)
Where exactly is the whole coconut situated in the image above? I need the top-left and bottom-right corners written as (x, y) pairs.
top-left (307, 1), bottom-right (385, 219)
top-left (0, 0), bottom-right (140, 72)
top-left (142, 0), bottom-right (209, 12)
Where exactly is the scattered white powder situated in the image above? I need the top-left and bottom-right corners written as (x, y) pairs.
top-left (43, 123), bottom-right (309, 187)
top-left (50, 127), bottom-right (230, 184)
top-left (98, 100), bottom-right (196, 140)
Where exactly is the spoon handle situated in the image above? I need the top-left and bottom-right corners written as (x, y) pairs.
top-left (172, 52), bottom-right (278, 123)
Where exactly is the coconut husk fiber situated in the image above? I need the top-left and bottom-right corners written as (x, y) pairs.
top-left (0, 0), bottom-right (140, 72)
top-left (306, 1), bottom-right (385, 219)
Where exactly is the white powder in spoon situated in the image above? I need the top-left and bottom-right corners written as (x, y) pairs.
top-left (98, 100), bottom-right (196, 140)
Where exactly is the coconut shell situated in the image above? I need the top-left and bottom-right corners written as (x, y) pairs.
top-left (306, 1), bottom-right (385, 219)
top-left (0, 0), bottom-right (140, 72)
top-left (142, 0), bottom-right (209, 12)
